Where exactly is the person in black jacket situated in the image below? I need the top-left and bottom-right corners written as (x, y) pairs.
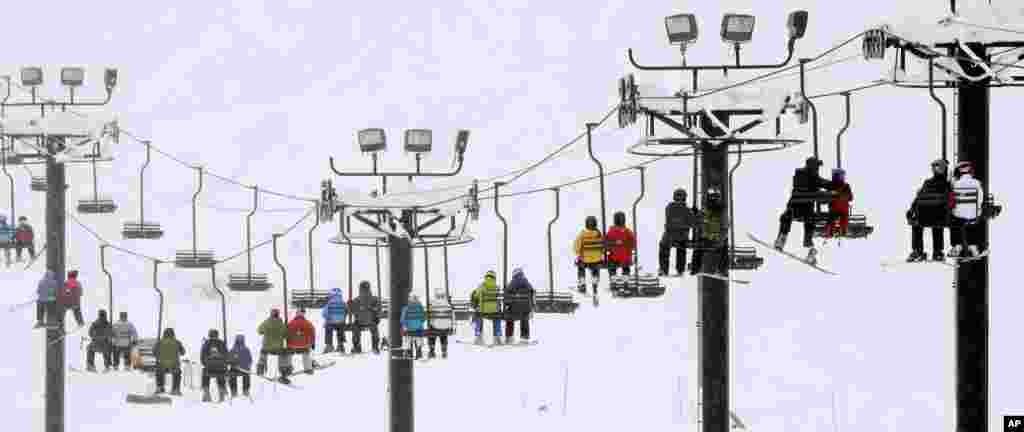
top-left (86, 309), bottom-right (113, 372)
top-left (503, 267), bottom-right (535, 344)
top-left (774, 157), bottom-right (837, 255)
top-left (199, 329), bottom-right (230, 403)
top-left (659, 188), bottom-right (697, 276)
top-left (906, 159), bottom-right (952, 262)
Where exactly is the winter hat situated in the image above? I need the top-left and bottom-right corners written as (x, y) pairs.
top-left (235, 334), bottom-right (245, 345)
top-left (359, 280), bottom-right (371, 291)
top-left (511, 267), bottom-right (524, 279)
top-left (673, 188), bottom-right (687, 201)
top-left (297, 307), bottom-right (306, 315)
top-left (613, 211), bottom-right (626, 226)
top-left (270, 308), bottom-right (280, 317)
top-left (68, 270), bottom-right (78, 278)
top-left (585, 215), bottom-right (597, 229)
top-left (98, 309), bottom-right (107, 319)
top-left (832, 168), bottom-right (846, 179)
top-left (484, 270), bottom-right (496, 280)
top-left (208, 329), bottom-right (219, 339)
top-left (957, 161), bottom-right (974, 175)
top-left (163, 328), bottom-right (175, 338)
top-left (119, 311), bottom-right (127, 320)
top-left (410, 294), bottom-right (420, 304)
top-left (805, 156), bottom-right (823, 168)
top-left (18, 216), bottom-right (26, 222)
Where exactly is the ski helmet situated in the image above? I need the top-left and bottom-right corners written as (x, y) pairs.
top-left (673, 188), bottom-right (687, 202)
top-left (511, 267), bottom-right (524, 279)
top-left (358, 280), bottom-right (371, 292)
top-left (956, 161), bottom-right (974, 176)
top-left (832, 168), bottom-right (846, 181)
top-left (931, 159), bottom-right (948, 175)
top-left (585, 215), bottom-right (598, 229)
top-left (484, 270), bottom-right (496, 280)
top-left (805, 156), bottom-right (823, 169)
top-left (613, 211), bottom-right (626, 226)
top-left (208, 328), bottom-right (219, 339)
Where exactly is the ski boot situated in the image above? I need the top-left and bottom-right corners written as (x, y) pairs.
top-left (242, 389), bottom-right (250, 398)
top-left (337, 344), bottom-right (346, 355)
top-left (774, 234), bottom-right (787, 251)
top-left (805, 248), bottom-right (818, 266)
top-left (906, 250), bottom-right (927, 262)
top-left (255, 359), bottom-right (267, 376)
top-left (931, 251), bottom-right (944, 262)
top-left (202, 388), bottom-right (212, 402)
top-left (170, 387), bottom-right (182, 396)
top-left (658, 269), bottom-right (667, 277)
top-left (949, 245), bottom-right (963, 258)
top-left (86, 365), bottom-right (96, 372)
top-left (494, 336), bottom-right (504, 346)
top-left (968, 245), bottom-right (980, 257)
top-left (218, 387), bottom-right (227, 403)
top-left (576, 277), bottom-right (586, 294)
top-left (322, 344), bottom-right (334, 354)
top-left (428, 349), bottom-right (436, 359)
top-left (472, 335), bottom-right (484, 345)
top-left (441, 348), bottom-right (448, 359)
top-left (505, 335), bottom-right (513, 345)
top-left (155, 387), bottom-right (166, 395)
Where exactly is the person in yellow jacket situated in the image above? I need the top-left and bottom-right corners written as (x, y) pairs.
top-left (469, 270), bottom-right (503, 345)
top-left (573, 216), bottom-right (604, 294)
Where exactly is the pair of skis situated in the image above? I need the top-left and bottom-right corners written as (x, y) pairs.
top-left (747, 233), bottom-right (839, 276)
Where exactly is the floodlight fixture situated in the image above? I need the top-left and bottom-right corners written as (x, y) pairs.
top-left (357, 128), bottom-right (387, 153)
top-left (61, 67), bottom-right (85, 87)
top-left (454, 129), bottom-right (470, 155)
top-left (787, 11), bottom-right (808, 40)
top-left (665, 14), bottom-right (698, 45)
top-left (721, 14), bottom-right (755, 44)
top-left (20, 67), bottom-right (43, 87)
top-left (403, 129), bottom-right (433, 153)
top-left (104, 68), bottom-right (118, 91)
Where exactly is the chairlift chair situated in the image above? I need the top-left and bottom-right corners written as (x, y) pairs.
top-left (76, 140), bottom-right (118, 214)
top-left (610, 271), bottom-right (665, 298)
top-left (122, 140), bottom-right (164, 239)
top-left (227, 186), bottom-right (273, 292)
top-left (728, 246), bottom-right (765, 270)
top-left (174, 166), bottom-right (217, 269)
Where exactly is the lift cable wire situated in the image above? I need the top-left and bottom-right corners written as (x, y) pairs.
top-left (66, 210), bottom-right (172, 263)
top-left (215, 207), bottom-right (315, 265)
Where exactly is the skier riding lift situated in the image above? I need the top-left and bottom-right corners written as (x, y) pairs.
top-left (774, 156), bottom-right (837, 264)
top-left (949, 161), bottom-right (985, 258)
top-left (659, 188), bottom-right (696, 277)
top-left (906, 159), bottom-right (952, 262)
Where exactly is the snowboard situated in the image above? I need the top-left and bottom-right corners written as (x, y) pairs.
top-left (455, 339), bottom-right (538, 348)
top-left (881, 258), bottom-right (955, 269)
top-left (695, 272), bottom-right (751, 285)
top-left (951, 249), bottom-right (989, 264)
top-left (46, 324), bottom-right (89, 346)
top-left (747, 233), bottom-right (838, 276)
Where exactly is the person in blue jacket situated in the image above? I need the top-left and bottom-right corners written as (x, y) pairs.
top-left (321, 288), bottom-right (348, 354)
top-left (400, 294), bottom-right (427, 359)
top-left (227, 334), bottom-right (252, 398)
top-left (0, 215), bottom-right (14, 267)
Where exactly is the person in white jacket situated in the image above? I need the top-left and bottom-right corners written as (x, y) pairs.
top-left (950, 161), bottom-right (984, 257)
top-left (111, 311), bottom-right (139, 370)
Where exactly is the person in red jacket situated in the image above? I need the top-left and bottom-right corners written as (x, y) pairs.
top-left (605, 211), bottom-right (636, 276)
top-left (285, 308), bottom-right (316, 379)
top-left (824, 168), bottom-right (853, 238)
top-left (58, 270), bottom-right (85, 328)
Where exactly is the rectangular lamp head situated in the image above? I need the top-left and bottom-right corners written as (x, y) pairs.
top-left (665, 14), bottom-right (698, 45)
top-left (357, 128), bottom-right (387, 153)
top-left (403, 129), bottom-right (433, 153)
top-left (61, 67), bottom-right (85, 87)
top-left (20, 67), bottom-right (43, 87)
top-left (455, 129), bottom-right (470, 154)
top-left (721, 14), bottom-right (756, 44)
top-left (787, 11), bottom-right (809, 40)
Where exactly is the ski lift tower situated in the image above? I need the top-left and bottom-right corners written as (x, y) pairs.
top-left (0, 66), bottom-right (118, 432)
top-left (625, 11), bottom-right (809, 432)
top-left (869, 2), bottom-right (1024, 429)
top-left (329, 128), bottom-right (473, 432)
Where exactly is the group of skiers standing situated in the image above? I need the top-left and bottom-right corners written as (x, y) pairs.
top-left (0, 215), bottom-right (36, 267)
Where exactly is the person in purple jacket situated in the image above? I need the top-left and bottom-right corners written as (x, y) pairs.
top-left (227, 334), bottom-right (252, 398)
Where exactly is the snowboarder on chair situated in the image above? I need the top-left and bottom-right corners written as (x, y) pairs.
top-left (949, 161), bottom-right (985, 258)
top-left (347, 281), bottom-right (382, 354)
top-left (774, 156), bottom-right (837, 264)
top-left (200, 329), bottom-right (230, 403)
top-left (573, 216), bottom-right (604, 294)
top-left (906, 159), bottom-right (952, 262)
top-left (824, 168), bottom-right (854, 239)
top-left (606, 212), bottom-right (636, 276)
top-left (86, 309), bottom-right (114, 372)
top-left (111, 311), bottom-right (138, 371)
top-left (690, 188), bottom-right (729, 276)
top-left (659, 188), bottom-right (697, 277)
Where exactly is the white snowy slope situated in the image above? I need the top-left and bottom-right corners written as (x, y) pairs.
top-left (2, 1), bottom-right (1024, 432)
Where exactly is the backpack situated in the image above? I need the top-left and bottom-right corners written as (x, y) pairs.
top-left (205, 341), bottom-right (227, 371)
top-left (58, 280), bottom-right (79, 305)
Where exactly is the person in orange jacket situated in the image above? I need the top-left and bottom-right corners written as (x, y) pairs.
top-left (573, 216), bottom-right (604, 294)
top-left (283, 308), bottom-right (316, 382)
top-left (605, 211), bottom-right (636, 276)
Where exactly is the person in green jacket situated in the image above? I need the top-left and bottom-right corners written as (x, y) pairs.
top-left (690, 188), bottom-right (729, 276)
top-left (469, 270), bottom-right (502, 346)
top-left (153, 327), bottom-right (185, 395)
top-left (255, 308), bottom-right (288, 377)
